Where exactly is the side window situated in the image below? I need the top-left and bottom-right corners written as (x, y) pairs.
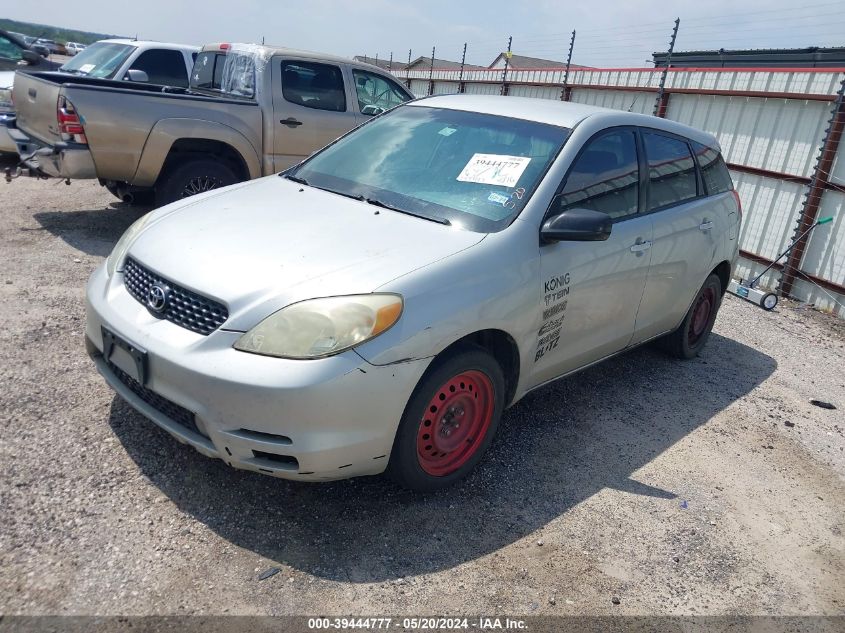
top-left (281, 61), bottom-right (346, 112)
top-left (691, 141), bottom-right (734, 195)
top-left (129, 49), bottom-right (189, 87)
top-left (0, 35), bottom-right (24, 62)
top-left (555, 129), bottom-right (640, 219)
top-left (642, 131), bottom-right (697, 211)
top-left (352, 69), bottom-right (410, 115)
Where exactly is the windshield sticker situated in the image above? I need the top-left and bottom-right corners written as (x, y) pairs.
top-left (79, 63), bottom-right (95, 73)
top-left (487, 192), bottom-right (510, 205)
top-left (457, 154), bottom-right (531, 188)
top-left (438, 127), bottom-right (458, 137)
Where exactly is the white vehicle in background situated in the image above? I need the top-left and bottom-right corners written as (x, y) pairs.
top-left (65, 42), bottom-right (87, 56)
top-left (59, 39), bottom-right (198, 87)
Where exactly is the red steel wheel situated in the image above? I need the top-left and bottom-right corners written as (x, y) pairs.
top-left (688, 286), bottom-right (716, 346)
top-left (415, 370), bottom-right (495, 477)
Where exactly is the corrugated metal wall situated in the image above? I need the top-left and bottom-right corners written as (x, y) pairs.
top-left (397, 66), bottom-right (845, 315)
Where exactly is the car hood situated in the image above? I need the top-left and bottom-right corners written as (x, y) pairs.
top-left (128, 175), bottom-right (486, 331)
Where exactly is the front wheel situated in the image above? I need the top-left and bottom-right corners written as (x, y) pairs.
top-left (155, 158), bottom-right (239, 207)
top-left (658, 273), bottom-right (723, 359)
top-left (387, 346), bottom-right (505, 491)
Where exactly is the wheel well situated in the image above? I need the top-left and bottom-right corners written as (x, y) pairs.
top-left (441, 329), bottom-right (520, 406)
top-left (711, 261), bottom-right (732, 296)
top-left (161, 139), bottom-right (249, 182)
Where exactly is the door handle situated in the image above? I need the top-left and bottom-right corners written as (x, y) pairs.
top-left (630, 240), bottom-right (652, 253)
top-left (699, 220), bottom-right (714, 231)
top-left (280, 118), bottom-right (303, 127)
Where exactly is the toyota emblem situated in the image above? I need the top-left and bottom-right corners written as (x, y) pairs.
top-left (147, 283), bottom-right (170, 313)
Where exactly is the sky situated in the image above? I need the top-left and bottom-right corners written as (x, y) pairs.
top-left (5, 0), bottom-right (845, 67)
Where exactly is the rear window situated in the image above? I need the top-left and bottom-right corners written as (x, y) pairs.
top-left (692, 141), bottom-right (734, 195)
top-left (190, 51), bottom-right (255, 98)
top-left (60, 42), bottom-right (134, 79)
top-left (642, 131), bottom-right (698, 211)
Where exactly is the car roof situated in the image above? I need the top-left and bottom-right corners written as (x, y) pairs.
top-left (409, 94), bottom-right (720, 148)
top-left (199, 43), bottom-right (397, 75)
top-left (98, 39), bottom-right (199, 52)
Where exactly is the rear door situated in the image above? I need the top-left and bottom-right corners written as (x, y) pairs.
top-left (271, 57), bottom-right (358, 171)
top-left (531, 127), bottom-right (653, 386)
top-left (630, 129), bottom-right (722, 344)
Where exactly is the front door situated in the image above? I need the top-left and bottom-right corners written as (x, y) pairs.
top-left (272, 58), bottom-right (359, 171)
top-left (530, 128), bottom-right (652, 387)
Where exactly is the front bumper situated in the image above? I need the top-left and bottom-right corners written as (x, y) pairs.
top-left (85, 262), bottom-right (431, 481)
top-left (10, 127), bottom-right (96, 179)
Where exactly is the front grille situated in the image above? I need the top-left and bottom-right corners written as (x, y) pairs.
top-left (123, 258), bottom-right (228, 335)
top-left (107, 360), bottom-right (202, 437)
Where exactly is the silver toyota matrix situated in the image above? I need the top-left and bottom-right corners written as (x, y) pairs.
top-left (86, 95), bottom-right (740, 491)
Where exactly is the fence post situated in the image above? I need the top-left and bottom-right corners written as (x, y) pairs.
top-left (653, 18), bottom-right (679, 117)
top-left (458, 43), bottom-right (467, 94)
top-left (428, 46), bottom-right (436, 96)
top-left (560, 30), bottom-right (575, 101)
top-left (500, 36), bottom-right (512, 96)
top-left (779, 75), bottom-right (845, 298)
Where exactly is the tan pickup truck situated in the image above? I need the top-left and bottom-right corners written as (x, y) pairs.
top-left (8, 44), bottom-right (413, 205)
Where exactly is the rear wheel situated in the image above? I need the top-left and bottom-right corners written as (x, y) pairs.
top-left (387, 346), bottom-right (504, 491)
top-left (155, 158), bottom-right (239, 207)
top-left (658, 273), bottom-right (722, 359)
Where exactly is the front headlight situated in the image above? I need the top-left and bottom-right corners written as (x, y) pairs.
top-left (106, 214), bottom-right (155, 277)
top-left (234, 294), bottom-right (403, 359)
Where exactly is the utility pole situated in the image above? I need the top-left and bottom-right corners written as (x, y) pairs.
top-left (406, 48), bottom-right (412, 88)
top-left (458, 42), bottom-right (467, 93)
top-left (500, 35), bottom-right (512, 96)
top-left (428, 46), bottom-right (436, 95)
top-left (561, 30), bottom-right (575, 101)
top-left (388, 51), bottom-right (393, 73)
top-left (653, 18), bottom-right (679, 117)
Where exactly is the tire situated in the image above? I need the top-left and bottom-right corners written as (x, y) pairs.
top-left (155, 158), bottom-right (239, 207)
top-left (658, 273), bottom-right (723, 359)
top-left (387, 346), bottom-right (505, 491)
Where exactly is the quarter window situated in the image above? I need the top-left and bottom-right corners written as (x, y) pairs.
top-left (691, 141), bottom-right (734, 195)
top-left (555, 129), bottom-right (640, 219)
top-left (129, 49), bottom-right (189, 87)
top-left (642, 131), bottom-right (697, 211)
top-left (352, 69), bottom-right (410, 114)
top-left (281, 61), bottom-right (346, 112)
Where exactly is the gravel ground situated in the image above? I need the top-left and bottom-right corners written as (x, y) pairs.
top-left (1, 174), bottom-right (843, 617)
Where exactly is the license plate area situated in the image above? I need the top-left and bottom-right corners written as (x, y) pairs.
top-left (102, 327), bottom-right (148, 385)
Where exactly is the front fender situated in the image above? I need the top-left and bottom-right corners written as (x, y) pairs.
top-left (132, 118), bottom-right (262, 187)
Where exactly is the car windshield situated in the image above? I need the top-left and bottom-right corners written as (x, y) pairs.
top-left (60, 42), bottom-right (134, 79)
top-left (290, 106), bottom-right (569, 232)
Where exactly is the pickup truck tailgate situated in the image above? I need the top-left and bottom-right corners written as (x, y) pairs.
top-left (13, 71), bottom-right (63, 144)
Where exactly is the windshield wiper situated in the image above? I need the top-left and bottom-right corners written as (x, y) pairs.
top-left (365, 198), bottom-right (451, 226)
top-left (284, 173), bottom-right (309, 186)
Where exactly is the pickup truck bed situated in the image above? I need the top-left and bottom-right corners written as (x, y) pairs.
top-left (13, 71), bottom-right (263, 188)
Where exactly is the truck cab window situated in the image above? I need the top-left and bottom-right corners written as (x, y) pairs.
top-left (129, 49), bottom-right (188, 88)
top-left (281, 61), bottom-right (346, 112)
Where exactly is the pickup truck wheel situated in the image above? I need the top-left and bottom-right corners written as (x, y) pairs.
top-left (658, 274), bottom-right (722, 360)
top-left (156, 159), bottom-right (238, 207)
top-left (387, 346), bottom-right (504, 491)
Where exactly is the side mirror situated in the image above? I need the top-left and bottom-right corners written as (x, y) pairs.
top-left (360, 104), bottom-right (385, 116)
top-left (22, 50), bottom-right (41, 64)
top-left (541, 208), bottom-right (612, 243)
top-left (125, 69), bottom-right (149, 82)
